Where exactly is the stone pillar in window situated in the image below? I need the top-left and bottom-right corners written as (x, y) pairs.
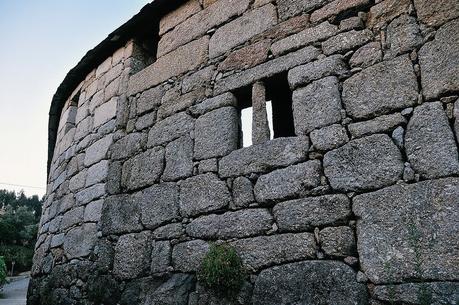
top-left (252, 81), bottom-right (271, 145)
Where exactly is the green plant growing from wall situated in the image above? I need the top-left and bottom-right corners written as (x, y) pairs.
top-left (197, 243), bottom-right (245, 298)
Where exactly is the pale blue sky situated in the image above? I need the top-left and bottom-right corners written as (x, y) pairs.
top-left (0, 0), bottom-right (150, 197)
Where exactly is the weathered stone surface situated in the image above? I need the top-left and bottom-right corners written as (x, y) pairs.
top-left (194, 107), bottom-right (238, 159)
top-left (172, 240), bottom-right (210, 272)
top-left (405, 102), bottom-right (459, 179)
top-left (273, 194), bottom-right (351, 231)
top-left (84, 134), bottom-right (113, 167)
top-left (186, 209), bottom-right (273, 239)
top-left (94, 97), bottom-right (117, 128)
top-left (158, 88), bottom-right (205, 120)
top-left (288, 55), bottom-right (348, 89)
top-left (374, 282), bottom-right (459, 304)
top-left (209, 4), bottom-right (277, 58)
top-left (146, 274), bottom-right (195, 305)
top-left (253, 261), bottom-right (368, 305)
top-left (277, 0), bottom-right (331, 20)
top-left (214, 46), bottom-right (320, 95)
top-left (182, 66), bottom-right (215, 94)
top-left (111, 132), bottom-right (146, 160)
top-left (148, 112), bottom-right (194, 147)
top-left (157, 0), bottom-right (250, 56)
top-left (189, 93), bottom-right (236, 116)
top-left (84, 199), bottom-right (103, 222)
top-left (69, 170), bottom-right (87, 192)
top-left (322, 29), bottom-right (373, 55)
top-left (258, 14), bottom-right (310, 41)
top-left (121, 147), bottom-right (164, 191)
top-left (271, 21), bottom-right (337, 56)
top-left (197, 158), bottom-right (218, 174)
top-left (310, 124), bottom-right (349, 151)
top-left (254, 160), bottom-right (322, 203)
top-left (63, 223), bottom-right (98, 259)
top-left (339, 16), bottom-right (364, 31)
top-left (218, 40), bottom-right (270, 72)
top-left (367, 0), bottom-right (411, 29)
top-left (342, 55), bottom-right (418, 119)
top-left (232, 177), bottom-right (255, 208)
top-left (219, 137), bottom-right (309, 177)
top-left (152, 223), bottom-right (184, 240)
top-left (179, 173), bottom-right (231, 217)
top-left (128, 36), bottom-right (209, 96)
top-left (159, 0), bottom-right (201, 35)
top-left (349, 42), bottom-right (382, 68)
top-left (61, 206), bottom-right (84, 230)
top-left (150, 241), bottom-right (171, 273)
top-left (419, 19), bottom-right (459, 101)
top-left (163, 136), bottom-right (193, 181)
top-left (135, 111), bottom-right (156, 131)
top-left (324, 134), bottom-right (403, 191)
top-left (414, 0), bottom-right (459, 27)
top-left (348, 113), bottom-right (406, 138)
top-left (51, 233), bottom-right (65, 248)
top-left (75, 183), bottom-right (105, 205)
top-left (101, 194), bottom-right (142, 235)
top-left (232, 233), bottom-right (316, 271)
top-left (310, 0), bottom-right (370, 23)
top-left (385, 15), bottom-right (422, 59)
top-left (320, 226), bottom-right (356, 257)
top-left (113, 231), bottom-right (151, 279)
top-left (353, 178), bottom-right (459, 283)
top-left (292, 76), bottom-right (342, 134)
top-left (86, 160), bottom-right (109, 187)
top-left (136, 85), bottom-right (164, 115)
top-left (140, 183), bottom-right (180, 229)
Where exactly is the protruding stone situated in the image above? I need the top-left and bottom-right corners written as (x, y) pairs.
top-left (349, 42), bottom-right (382, 68)
top-left (148, 112), bottom-right (194, 147)
top-left (140, 183), bottom-right (180, 230)
top-left (413, 0), bottom-right (459, 27)
top-left (232, 233), bottom-right (316, 271)
top-left (121, 147), bottom-right (164, 191)
top-left (113, 231), bottom-right (151, 279)
top-left (288, 55), bottom-right (348, 89)
top-left (209, 4), bottom-right (277, 58)
top-left (418, 19), bottom-right (459, 101)
top-left (405, 102), bottom-right (459, 179)
top-left (367, 0), bottom-right (411, 29)
top-left (323, 134), bottom-right (404, 191)
top-left (172, 240), bottom-right (210, 272)
top-left (292, 76), bottom-right (342, 134)
top-left (219, 137), bottom-right (309, 178)
top-left (253, 261), bottom-right (368, 305)
top-left (342, 55), bottom-right (418, 119)
top-left (189, 93), bottom-right (237, 116)
top-left (194, 107), bottom-right (238, 160)
top-left (163, 136), bottom-right (194, 181)
top-left (64, 223), bottom-right (98, 259)
top-left (232, 177), bottom-right (255, 208)
top-left (101, 194), bottom-right (142, 235)
top-left (84, 134), bottom-right (113, 167)
top-left (320, 226), bottom-right (356, 257)
top-left (348, 113), bottom-right (406, 138)
top-left (310, 124), bottom-right (349, 151)
top-left (179, 173), bottom-right (231, 217)
top-left (186, 209), bottom-right (273, 239)
top-left (354, 178), bottom-right (459, 283)
top-left (322, 29), bottom-right (373, 55)
top-left (273, 194), bottom-right (351, 232)
top-left (254, 160), bottom-right (322, 203)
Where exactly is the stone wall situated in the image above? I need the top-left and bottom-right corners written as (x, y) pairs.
top-left (29, 0), bottom-right (459, 304)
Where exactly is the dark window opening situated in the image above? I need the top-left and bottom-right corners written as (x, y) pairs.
top-left (265, 72), bottom-right (295, 138)
top-left (233, 85), bottom-right (253, 148)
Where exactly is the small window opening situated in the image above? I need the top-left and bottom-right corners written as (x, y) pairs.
top-left (265, 72), bottom-right (295, 138)
top-left (233, 86), bottom-right (252, 148)
top-left (233, 73), bottom-right (295, 148)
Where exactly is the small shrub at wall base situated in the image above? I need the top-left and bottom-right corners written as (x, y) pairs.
top-left (197, 243), bottom-right (245, 298)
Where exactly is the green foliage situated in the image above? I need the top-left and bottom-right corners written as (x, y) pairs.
top-left (0, 244), bottom-right (34, 272)
top-left (0, 257), bottom-right (7, 288)
top-left (0, 189), bottom-right (42, 273)
top-left (197, 243), bottom-right (245, 298)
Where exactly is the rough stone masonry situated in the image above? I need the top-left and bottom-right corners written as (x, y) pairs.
top-left (29, 0), bottom-right (459, 304)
